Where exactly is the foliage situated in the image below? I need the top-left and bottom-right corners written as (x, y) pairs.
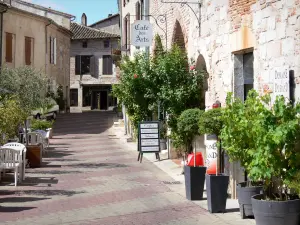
top-left (176, 108), bottom-right (203, 154)
top-left (0, 66), bottom-right (48, 119)
top-left (39, 97), bottom-right (56, 118)
top-left (55, 85), bottom-right (65, 111)
top-left (221, 90), bottom-right (300, 200)
top-left (198, 108), bottom-right (223, 136)
top-left (0, 96), bottom-right (25, 144)
top-left (159, 121), bottom-right (167, 139)
top-left (31, 119), bottom-right (53, 131)
top-left (153, 34), bottom-right (165, 60)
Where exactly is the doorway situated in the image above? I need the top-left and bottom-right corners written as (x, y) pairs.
top-left (92, 91), bottom-right (108, 110)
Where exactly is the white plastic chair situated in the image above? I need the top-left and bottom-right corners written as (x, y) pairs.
top-left (0, 148), bottom-right (23, 186)
top-left (32, 130), bottom-right (50, 152)
top-left (26, 132), bottom-right (45, 154)
top-left (3, 143), bottom-right (27, 181)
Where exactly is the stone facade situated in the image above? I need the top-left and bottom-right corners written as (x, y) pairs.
top-left (70, 14), bottom-right (120, 113)
top-left (2, 0), bottom-right (73, 107)
top-left (120, 0), bottom-right (300, 198)
top-left (89, 14), bottom-right (120, 35)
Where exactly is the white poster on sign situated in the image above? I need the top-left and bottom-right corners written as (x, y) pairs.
top-left (141, 133), bottom-right (159, 139)
top-left (141, 129), bottom-right (158, 134)
top-left (131, 20), bottom-right (153, 47)
top-left (141, 123), bottom-right (158, 128)
top-left (141, 139), bottom-right (159, 146)
top-left (271, 67), bottom-right (290, 103)
top-left (141, 146), bottom-right (159, 152)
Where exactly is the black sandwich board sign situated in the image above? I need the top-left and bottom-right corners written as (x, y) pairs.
top-left (137, 121), bottom-right (161, 163)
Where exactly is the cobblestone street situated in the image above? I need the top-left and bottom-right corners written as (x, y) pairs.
top-left (0, 112), bottom-right (229, 225)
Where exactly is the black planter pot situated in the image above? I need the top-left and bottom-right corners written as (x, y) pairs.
top-left (206, 174), bottom-right (229, 213)
top-left (252, 194), bottom-right (300, 225)
top-left (237, 182), bottom-right (263, 219)
top-left (184, 165), bottom-right (206, 200)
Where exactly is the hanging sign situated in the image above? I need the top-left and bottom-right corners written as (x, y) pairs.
top-left (131, 20), bottom-right (153, 47)
top-left (138, 121), bottom-right (160, 153)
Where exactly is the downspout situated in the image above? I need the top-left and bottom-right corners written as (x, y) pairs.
top-left (45, 20), bottom-right (52, 77)
top-left (0, 6), bottom-right (8, 68)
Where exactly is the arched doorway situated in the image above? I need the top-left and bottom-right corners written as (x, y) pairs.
top-left (195, 54), bottom-right (208, 110)
top-left (172, 20), bottom-right (186, 52)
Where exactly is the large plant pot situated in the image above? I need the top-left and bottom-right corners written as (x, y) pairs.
top-left (184, 165), bottom-right (206, 200)
top-left (237, 182), bottom-right (263, 219)
top-left (206, 174), bottom-right (229, 213)
top-left (252, 194), bottom-right (300, 225)
top-left (160, 139), bottom-right (167, 150)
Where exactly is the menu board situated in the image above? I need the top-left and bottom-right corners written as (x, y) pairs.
top-left (138, 121), bottom-right (160, 153)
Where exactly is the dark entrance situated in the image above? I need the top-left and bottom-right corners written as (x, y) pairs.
top-left (92, 91), bottom-right (108, 110)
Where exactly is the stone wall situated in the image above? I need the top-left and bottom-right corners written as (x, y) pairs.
top-left (90, 15), bottom-right (120, 35)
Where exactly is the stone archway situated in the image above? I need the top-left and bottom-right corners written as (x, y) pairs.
top-left (195, 54), bottom-right (208, 110)
top-left (172, 20), bottom-right (186, 52)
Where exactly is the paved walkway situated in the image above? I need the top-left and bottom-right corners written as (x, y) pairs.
top-left (0, 112), bottom-right (254, 225)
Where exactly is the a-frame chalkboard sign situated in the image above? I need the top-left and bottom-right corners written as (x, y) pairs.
top-left (137, 121), bottom-right (161, 163)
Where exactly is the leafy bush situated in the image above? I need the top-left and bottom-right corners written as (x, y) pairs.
top-left (198, 108), bottom-right (223, 136)
top-left (221, 90), bottom-right (300, 200)
top-left (176, 108), bottom-right (203, 154)
top-left (31, 119), bottom-right (53, 131)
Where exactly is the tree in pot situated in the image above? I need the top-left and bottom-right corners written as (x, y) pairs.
top-left (238, 91), bottom-right (300, 225)
top-left (198, 107), bottom-right (229, 213)
top-left (220, 91), bottom-right (263, 219)
top-left (176, 108), bottom-right (206, 201)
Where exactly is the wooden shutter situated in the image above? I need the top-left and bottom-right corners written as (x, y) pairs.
top-left (54, 38), bottom-right (57, 65)
top-left (90, 56), bottom-right (95, 77)
top-left (5, 33), bottom-right (13, 63)
top-left (127, 15), bottom-right (130, 49)
top-left (136, 2), bottom-right (140, 20)
top-left (103, 55), bottom-right (112, 75)
top-left (25, 37), bottom-right (31, 65)
top-left (50, 37), bottom-right (52, 64)
top-left (75, 55), bottom-right (81, 75)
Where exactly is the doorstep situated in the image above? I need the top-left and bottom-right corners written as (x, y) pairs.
top-left (110, 125), bottom-right (255, 225)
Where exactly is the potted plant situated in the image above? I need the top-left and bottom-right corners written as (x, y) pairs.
top-left (198, 107), bottom-right (229, 213)
top-left (220, 91), bottom-right (263, 218)
top-left (31, 119), bottom-right (53, 131)
top-left (159, 121), bottom-right (167, 150)
top-left (177, 108), bottom-right (206, 201)
top-left (238, 91), bottom-right (300, 225)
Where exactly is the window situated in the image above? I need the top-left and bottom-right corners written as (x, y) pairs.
top-left (234, 52), bottom-right (254, 101)
top-left (136, 2), bottom-right (141, 20)
top-left (25, 37), bottom-right (34, 66)
top-left (243, 52), bottom-right (254, 101)
top-left (82, 41), bottom-right (87, 48)
top-left (75, 55), bottom-right (93, 75)
top-left (123, 14), bottom-right (130, 50)
top-left (70, 89), bottom-right (78, 106)
top-left (123, 0), bottom-right (126, 7)
top-left (50, 37), bottom-right (57, 64)
top-left (103, 55), bottom-right (113, 75)
top-left (5, 33), bottom-right (13, 63)
top-left (104, 39), bottom-right (110, 48)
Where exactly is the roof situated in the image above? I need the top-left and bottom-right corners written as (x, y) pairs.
top-left (14, 0), bottom-right (75, 18)
top-left (9, 6), bottom-right (72, 36)
top-left (71, 22), bottom-right (120, 40)
top-left (89, 13), bottom-right (119, 27)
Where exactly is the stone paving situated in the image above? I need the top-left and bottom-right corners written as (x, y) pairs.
top-left (0, 112), bottom-right (254, 225)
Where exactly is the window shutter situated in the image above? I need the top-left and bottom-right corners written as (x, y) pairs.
top-left (75, 55), bottom-right (81, 75)
top-left (136, 3), bottom-right (140, 20)
top-left (25, 37), bottom-right (31, 65)
top-left (90, 56), bottom-right (95, 77)
top-left (5, 33), bottom-right (13, 63)
top-left (54, 38), bottom-right (57, 65)
top-left (50, 37), bottom-right (52, 63)
top-left (107, 56), bottom-right (113, 75)
top-left (103, 56), bottom-right (107, 75)
top-left (127, 15), bottom-right (130, 50)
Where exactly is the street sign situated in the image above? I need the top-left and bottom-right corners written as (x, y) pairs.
top-left (137, 121), bottom-right (161, 163)
top-left (131, 20), bottom-right (153, 47)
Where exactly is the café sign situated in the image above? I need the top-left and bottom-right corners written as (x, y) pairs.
top-left (131, 20), bottom-right (153, 47)
top-left (271, 67), bottom-right (290, 103)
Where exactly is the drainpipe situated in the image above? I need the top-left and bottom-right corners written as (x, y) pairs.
top-left (45, 20), bottom-right (52, 76)
top-left (0, 4), bottom-right (8, 68)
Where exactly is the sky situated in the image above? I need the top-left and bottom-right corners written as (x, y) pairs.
top-left (25, 0), bottom-right (119, 25)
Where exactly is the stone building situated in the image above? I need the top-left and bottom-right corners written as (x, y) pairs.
top-left (69, 14), bottom-right (120, 113)
top-left (119, 0), bottom-right (300, 198)
top-left (1, 0), bottom-right (73, 109)
top-left (89, 13), bottom-right (120, 35)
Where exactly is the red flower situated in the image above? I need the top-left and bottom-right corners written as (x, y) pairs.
top-left (134, 74), bottom-right (138, 79)
top-left (190, 66), bottom-right (196, 70)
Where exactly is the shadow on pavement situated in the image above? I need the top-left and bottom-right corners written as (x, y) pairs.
top-left (68, 162), bottom-right (128, 169)
top-left (0, 196), bottom-right (51, 203)
top-left (0, 206), bottom-right (36, 212)
top-left (0, 190), bottom-right (85, 197)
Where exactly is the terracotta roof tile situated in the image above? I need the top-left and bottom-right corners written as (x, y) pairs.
top-left (71, 22), bottom-right (120, 40)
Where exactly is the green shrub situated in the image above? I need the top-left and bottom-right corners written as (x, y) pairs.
top-left (176, 108), bottom-right (203, 154)
top-left (198, 108), bottom-right (223, 136)
top-left (31, 119), bottom-right (53, 131)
